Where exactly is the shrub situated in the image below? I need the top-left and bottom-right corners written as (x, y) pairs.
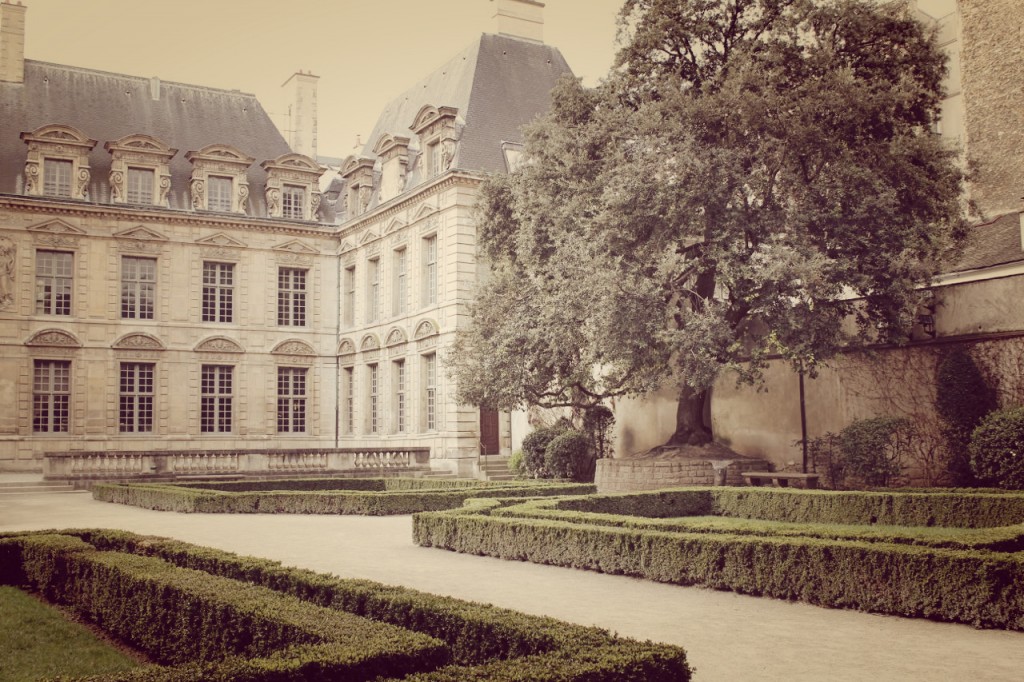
top-left (521, 423), bottom-right (571, 478)
top-left (508, 450), bottom-right (526, 478)
top-left (936, 347), bottom-right (997, 485)
top-left (806, 432), bottom-right (844, 489)
top-left (582, 405), bottom-right (616, 460)
top-left (837, 416), bottom-right (910, 487)
top-left (545, 430), bottom-right (592, 481)
top-left (969, 407), bottom-right (1024, 490)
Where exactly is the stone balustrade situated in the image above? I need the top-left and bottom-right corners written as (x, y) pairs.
top-left (43, 447), bottom-right (431, 482)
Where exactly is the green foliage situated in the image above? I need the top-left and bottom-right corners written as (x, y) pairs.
top-left (521, 424), bottom-right (569, 478)
top-left (937, 347), bottom-right (998, 485)
top-left (0, 530), bottom-right (693, 682)
top-left (837, 417), bottom-right (911, 487)
top-left (545, 430), bottom-right (593, 481)
top-left (92, 479), bottom-right (596, 515)
top-left (508, 450), bottom-right (526, 478)
top-left (969, 407), bottom-right (1024, 490)
top-left (583, 405), bottom-right (616, 460)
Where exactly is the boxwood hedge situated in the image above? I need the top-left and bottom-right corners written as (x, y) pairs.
top-left (0, 529), bottom-right (692, 681)
top-left (412, 488), bottom-right (1024, 630)
top-left (92, 478), bottom-right (596, 514)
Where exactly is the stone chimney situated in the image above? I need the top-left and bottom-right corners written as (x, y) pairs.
top-left (281, 70), bottom-right (319, 159)
top-left (491, 0), bottom-right (544, 44)
top-left (0, 1), bottom-right (26, 84)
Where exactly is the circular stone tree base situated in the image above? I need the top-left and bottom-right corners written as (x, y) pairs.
top-left (595, 443), bottom-right (771, 493)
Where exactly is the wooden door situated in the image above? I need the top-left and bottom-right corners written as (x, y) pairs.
top-left (479, 408), bottom-right (500, 455)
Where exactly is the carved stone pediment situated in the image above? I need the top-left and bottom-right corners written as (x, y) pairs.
top-left (341, 155), bottom-right (375, 179)
top-left (196, 232), bottom-right (247, 249)
top-left (28, 218), bottom-right (87, 236)
top-left (114, 225), bottom-right (169, 242)
top-left (272, 340), bottom-right (315, 356)
top-left (384, 327), bottom-right (408, 347)
top-left (273, 239), bottom-right (318, 255)
top-left (360, 334), bottom-right (380, 352)
top-left (337, 338), bottom-right (356, 356)
top-left (339, 239), bottom-right (355, 254)
top-left (105, 134), bottom-right (177, 206)
top-left (413, 202), bottom-right (438, 220)
top-left (358, 229), bottom-right (379, 246)
top-left (195, 336), bottom-right (244, 353)
top-left (21, 125), bottom-right (97, 200)
top-left (383, 217), bottom-right (407, 235)
top-left (410, 105), bottom-right (459, 136)
top-left (413, 319), bottom-right (439, 341)
top-left (112, 333), bottom-right (165, 351)
top-left (26, 329), bottom-right (82, 348)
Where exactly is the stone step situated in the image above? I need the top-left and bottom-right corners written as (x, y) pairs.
top-left (0, 485), bottom-right (80, 495)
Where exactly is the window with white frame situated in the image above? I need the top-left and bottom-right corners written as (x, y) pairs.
top-left (200, 365), bottom-right (233, 433)
top-left (119, 362), bottom-right (154, 433)
top-left (35, 250), bottom-right (73, 316)
top-left (277, 367), bottom-right (307, 433)
top-left (422, 235), bottom-right (437, 306)
top-left (277, 268), bottom-right (307, 326)
top-left (43, 159), bottom-right (73, 197)
top-left (282, 184), bottom-right (306, 220)
top-left (367, 258), bottom-right (380, 323)
top-left (394, 359), bottom-right (406, 433)
top-left (425, 140), bottom-right (442, 178)
top-left (392, 247), bottom-right (407, 316)
top-left (121, 256), bottom-right (156, 320)
top-left (343, 366), bottom-right (354, 434)
top-left (423, 353), bottom-right (436, 431)
top-left (202, 262), bottom-right (234, 323)
top-left (344, 265), bottom-right (356, 327)
top-left (126, 167), bottom-right (155, 204)
top-left (207, 175), bottom-right (233, 212)
top-left (368, 363), bottom-right (379, 434)
top-left (33, 359), bottom-right (70, 433)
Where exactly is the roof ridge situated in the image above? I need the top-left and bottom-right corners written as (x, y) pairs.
top-left (24, 60), bottom-right (259, 99)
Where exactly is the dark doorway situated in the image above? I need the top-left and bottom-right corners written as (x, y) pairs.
top-left (479, 408), bottom-right (500, 455)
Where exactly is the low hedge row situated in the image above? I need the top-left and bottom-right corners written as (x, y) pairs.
top-left (3, 533), bottom-right (448, 681)
top-left (1, 529), bottom-right (692, 681)
top-left (554, 487), bottom-right (1024, 528)
top-left (176, 477), bottom-right (523, 493)
top-left (491, 498), bottom-right (1024, 551)
top-left (413, 506), bottom-right (1024, 630)
top-left (93, 480), bottom-right (596, 514)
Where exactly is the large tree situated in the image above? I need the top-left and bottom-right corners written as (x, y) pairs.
top-left (451, 0), bottom-right (968, 446)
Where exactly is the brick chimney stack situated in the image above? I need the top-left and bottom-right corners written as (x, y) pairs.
top-left (0, 0), bottom-right (26, 84)
top-left (492, 0), bottom-right (544, 44)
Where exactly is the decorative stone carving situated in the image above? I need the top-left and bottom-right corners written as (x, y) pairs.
top-left (112, 333), bottom-right (165, 350)
top-left (385, 327), bottom-right (408, 347)
top-left (265, 186), bottom-right (280, 215)
top-left (272, 340), bottom-right (315, 356)
top-left (261, 153), bottom-right (325, 221)
top-left (26, 329), bottom-right (82, 347)
top-left (340, 156), bottom-right (375, 219)
top-left (373, 134), bottom-right (411, 203)
top-left (360, 334), bottom-right (380, 352)
top-left (28, 219), bottom-right (86, 248)
top-left (104, 134), bottom-right (177, 206)
top-left (195, 337), bottom-right (244, 353)
top-left (184, 144), bottom-right (255, 214)
top-left (0, 237), bottom-right (15, 310)
top-left (337, 338), bottom-right (356, 356)
top-left (413, 319), bottom-right (439, 341)
top-left (410, 105), bottom-right (460, 176)
top-left (20, 124), bottom-right (98, 200)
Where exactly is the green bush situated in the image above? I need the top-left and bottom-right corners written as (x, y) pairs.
top-left (837, 416), bottom-right (910, 487)
top-left (583, 405), bottom-right (616, 460)
top-left (521, 423), bottom-right (570, 478)
top-left (508, 450), bottom-right (526, 478)
top-left (545, 430), bottom-right (592, 481)
top-left (936, 346), bottom-right (997, 486)
top-left (969, 407), bottom-right (1024, 490)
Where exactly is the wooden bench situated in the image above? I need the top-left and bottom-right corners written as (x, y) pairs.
top-left (741, 471), bottom-right (820, 489)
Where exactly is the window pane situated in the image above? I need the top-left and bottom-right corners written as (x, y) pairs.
top-left (121, 256), bottom-right (156, 319)
top-left (201, 262), bottom-right (234, 323)
top-left (126, 167), bottom-right (155, 204)
top-left (277, 268), bottom-right (307, 326)
top-left (33, 360), bottom-right (71, 433)
top-left (35, 250), bottom-right (73, 316)
top-left (282, 185), bottom-right (306, 220)
top-left (207, 176), bottom-right (233, 212)
top-left (200, 365), bottom-right (233, 432)
top-left (43, 159), bottom-right (72, 197)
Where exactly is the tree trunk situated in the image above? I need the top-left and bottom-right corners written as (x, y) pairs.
top-left (667, 384), bottom-right (712, 446)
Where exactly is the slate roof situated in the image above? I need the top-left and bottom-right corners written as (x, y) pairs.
top-left (357, 33), bottom-right (572, 190)
top-left (0, 60), bottom-right (293, 214)
top-left (949, 211), bottom-right (1024, 273)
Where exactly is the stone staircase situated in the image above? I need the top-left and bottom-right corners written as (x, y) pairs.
top-left (479, 455), bottom-right (514, 482)
top-left (0, 478), bottom-right (80, 495)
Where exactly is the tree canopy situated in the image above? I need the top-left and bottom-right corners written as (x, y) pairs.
top-left (451, 0), bottom-right (968, 445)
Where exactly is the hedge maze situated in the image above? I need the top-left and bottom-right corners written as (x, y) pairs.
top-left (414, 488), bottom-right (1024, 629)
top-left (92, 477), bottom-right (596, 514)
top-left (0, 529), bottom-right (692, 681)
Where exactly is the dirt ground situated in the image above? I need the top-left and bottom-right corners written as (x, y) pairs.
top-left (2, 488), bottom-right (1022, 681)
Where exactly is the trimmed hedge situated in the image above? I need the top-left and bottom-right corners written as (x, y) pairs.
top-left (413, 507), bottom-right (1024, 630)
top-left (93, 478), bottom-right (597, 514)
top-left (0, 529), bottom-right (692, 681)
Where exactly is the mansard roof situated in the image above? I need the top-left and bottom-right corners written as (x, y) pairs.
top-left (0, 60), bottom-right (292, 212)
top-left (948, 211), bottom-right (1024, 274)
top-left (362, 33), bottom-right (572, 176)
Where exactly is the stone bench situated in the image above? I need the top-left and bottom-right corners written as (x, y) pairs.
top-left (741, 471), bottom-right (820, 489)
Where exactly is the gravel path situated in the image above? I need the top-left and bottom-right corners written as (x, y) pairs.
top-left (2, 490), bottom-right (1022, 681)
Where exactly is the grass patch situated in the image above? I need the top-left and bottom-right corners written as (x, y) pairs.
top-left (0, 585), bottom-right (139, 681)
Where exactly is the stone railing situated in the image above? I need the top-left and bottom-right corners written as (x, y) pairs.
top-left (44, 447), bottom-right (431, 482)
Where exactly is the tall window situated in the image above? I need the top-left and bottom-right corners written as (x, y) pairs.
top-left (343, 366), bottom-right (354, 434)
top-left (368, 363), bottom-right (379, 434)
top-left (43, 159), bottom-right (72, 197)
top-left (33, 360), bottom-right (70, 433)
top-left (207, 175), bottom-right (233, 212)
top-left (35, 250), bottom-right (73, 316)
top-left (121, 256), bottom-right (156, 319)
top-left (424, 353), bottom-right (436, 431)
top-left (343, 265), bottom-right (356, 327)
top-left (277, 367), bottom-right (307, 433)
top-left (282, 185), bottom-right (306, 220)
top-left (394, 359), bottom-right (406, 433)
top-left (200, 365), bottom-right (233, 433)
top-left (126, 167), bottom-right (155, 204)
top-left (119, 363), bottom-right (154, 433)
top-left (202, 262), bottom-right (233, 323)
top-left (422, 235), bottom-right (437, 306)
top-left (367, 258), bottom-right (380, 323)
top-left (392, 247), bottom-right (407, 316)
top-left (277, 268), bottom-right (307, 326)
top-left (426, 140), bottom-right (442, 178)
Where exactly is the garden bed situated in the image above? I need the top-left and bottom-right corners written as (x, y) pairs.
top-left (92, 477), bottom-right (596, 514)
top-left (413, 487), bottom-right (1024, 629)
top-left (0, 530), bottom-right (691, 681)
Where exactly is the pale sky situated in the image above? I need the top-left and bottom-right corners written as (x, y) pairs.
top-left (18, 0), bottom-right (957, 158)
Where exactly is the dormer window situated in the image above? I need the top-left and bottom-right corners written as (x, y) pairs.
top-left (410, 105), bottom-right (459, 181)
top-left (372, 134), bottom-right (410, 203)
top-left (426, 139), bottom-right (442, 178)
top-left (185, 144), bottom-right (255, 214)
top-left (260, 153), bottom-right (325, 221)
top-left (340, 156), bottom-right (376, 220)
top-left (105, 134), bottom-right (176, 207)
top-left (21, 124), bottom-right (98, 200)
